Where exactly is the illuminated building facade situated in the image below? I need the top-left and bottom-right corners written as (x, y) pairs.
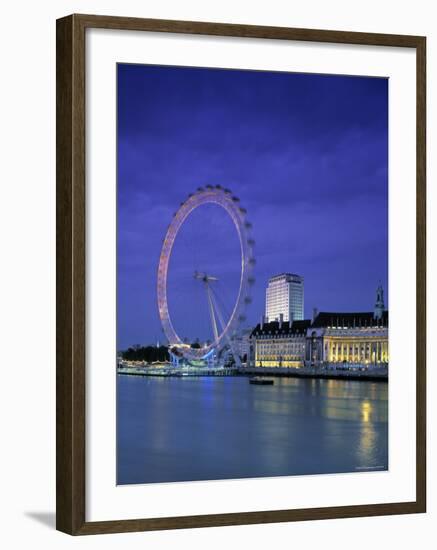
top-left (306, 310), bottom-right (388, 367)
top-left (306, 285), bottom-right (388, 367)
top-left (251, 317), bottom-right (311, 367)
top-left (265, 273), bottom-right (304, 322)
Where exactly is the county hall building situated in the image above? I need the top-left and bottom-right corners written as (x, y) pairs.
top-left (250, 285), bottom-right (388, 368)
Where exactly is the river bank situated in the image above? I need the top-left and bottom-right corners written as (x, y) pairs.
top-left (117, 364), bottom-right (388, 382)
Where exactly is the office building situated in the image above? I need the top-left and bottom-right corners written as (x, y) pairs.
top-left (265, 273), bottom-right (304, 322)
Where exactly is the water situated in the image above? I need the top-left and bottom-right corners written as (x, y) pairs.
top-left (117, 375), bottom-right (388, 485)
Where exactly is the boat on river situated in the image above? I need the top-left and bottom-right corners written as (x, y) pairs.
top-left (249, 377), bottom-right (274, 385)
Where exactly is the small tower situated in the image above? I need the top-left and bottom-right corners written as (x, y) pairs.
top-left (374, 284), bottom-right (385, 320)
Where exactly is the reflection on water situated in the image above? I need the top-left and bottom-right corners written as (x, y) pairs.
top-left (117, 375), bottom-right (388, 485)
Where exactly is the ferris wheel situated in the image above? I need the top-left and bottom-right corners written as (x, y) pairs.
top-left (157, 185), bottom-right (255, 364)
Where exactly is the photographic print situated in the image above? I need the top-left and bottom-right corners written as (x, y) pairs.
top-left (116, 63), bottom-right (389, 486)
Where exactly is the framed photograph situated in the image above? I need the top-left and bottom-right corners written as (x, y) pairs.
top-left (56, 14), bottom-right (426, 535)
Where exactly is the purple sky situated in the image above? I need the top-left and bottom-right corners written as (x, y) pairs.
top-left (117, 64), bottom-right (388, 350)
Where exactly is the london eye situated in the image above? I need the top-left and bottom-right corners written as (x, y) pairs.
top-left (157, 185), bottom-right (255, 365)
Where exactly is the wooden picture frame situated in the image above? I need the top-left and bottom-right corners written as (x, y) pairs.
top-left (56, 13), bottom-right (426, 535)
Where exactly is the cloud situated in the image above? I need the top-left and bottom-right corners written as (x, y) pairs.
top-left (116, 64), bottom-right (388, 348)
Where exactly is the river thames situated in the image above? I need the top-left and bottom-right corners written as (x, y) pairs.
top-left (117, 375), bottom-right (388, 485)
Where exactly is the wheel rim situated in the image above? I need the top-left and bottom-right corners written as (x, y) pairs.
top-left (157, 186), bottom-right (254, 360)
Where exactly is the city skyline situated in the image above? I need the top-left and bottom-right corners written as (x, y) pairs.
top-left (117, 64), bottom-right (388, 349)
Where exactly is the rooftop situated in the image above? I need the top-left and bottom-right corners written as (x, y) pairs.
top-left (312, 311), bottom-right (388, 328)
top-left (251, 311), bottom-right (388, 337)
top-left (251, 319), bottom-right (311, 337)
top-left (268, 273), bottom-right (303, 282)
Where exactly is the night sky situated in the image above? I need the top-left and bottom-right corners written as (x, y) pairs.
top-left (117, 64), bottom-right (388, 350)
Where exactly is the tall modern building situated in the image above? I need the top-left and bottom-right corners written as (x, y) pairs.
top-left (265, 273), bottom-right (304, 322)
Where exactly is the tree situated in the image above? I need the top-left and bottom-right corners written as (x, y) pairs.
top-left (120, 345), bottom-right (170, 362)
